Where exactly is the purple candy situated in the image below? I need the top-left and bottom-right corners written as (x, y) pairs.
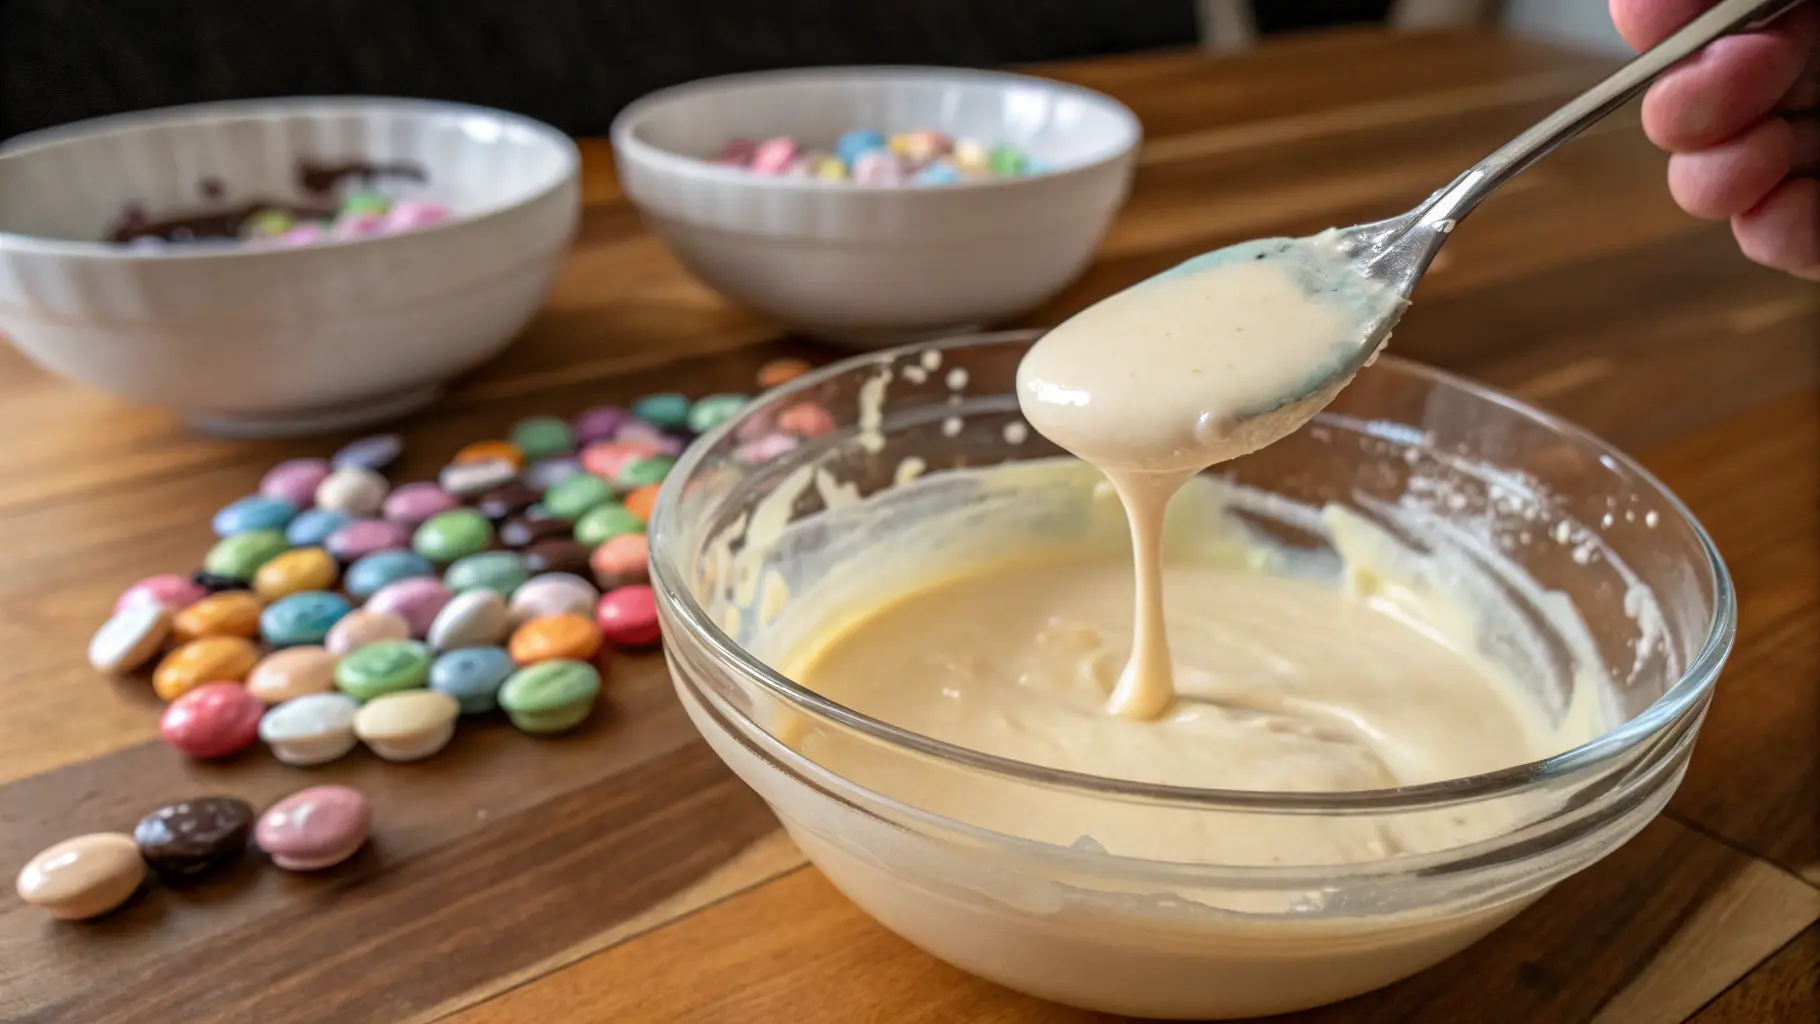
top-left (364, 577), bottom-right (453, 638)
top-left (572, 406), bottom-right (631, 445)
top-left (325, 519), bottom-right (412, 562)
top-left (333, 434), bottom-right (403, 472)
top-left (261, 459), bottom-right (332, 509)
top-left (382, 201), bottom-right (450, 232)
top-left (524, 457), bottom-right (584, 492)
top-left (382, 482), bottom-right (460, 526)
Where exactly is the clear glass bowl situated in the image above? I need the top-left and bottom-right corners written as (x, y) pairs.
top-left (648, 330), bottom-right (1734, 1020)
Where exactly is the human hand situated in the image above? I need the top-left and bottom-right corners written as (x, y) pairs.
top-left (1611, 0), bottom-right (1819, 280)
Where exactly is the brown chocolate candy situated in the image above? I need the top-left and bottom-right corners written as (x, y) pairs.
top-left (475, 482), bottom-right (542, 522)
top-left (500, 515), bottom-right (571, 549)
top-left (522, 540), bottom-right (593, 577)
top-left (133, 796), bottom-right (255, 876)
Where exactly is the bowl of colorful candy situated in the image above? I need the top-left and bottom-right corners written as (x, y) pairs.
top-left (0, 97), bottom-right (580, 437)
top-left (610, 67), bottom-right (1140, 345)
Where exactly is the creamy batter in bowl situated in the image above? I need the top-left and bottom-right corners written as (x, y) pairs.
top-left (649, 330), bottom-right (1734, 1020)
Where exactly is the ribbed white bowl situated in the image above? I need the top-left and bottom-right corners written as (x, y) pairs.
top-left (0, 98), bottom-right (580, 436)
top-left (611, 67), bottom-right (1140, 346)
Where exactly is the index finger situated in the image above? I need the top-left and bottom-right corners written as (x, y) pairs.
top-left (1611, 0), bottom-right (1714, 51)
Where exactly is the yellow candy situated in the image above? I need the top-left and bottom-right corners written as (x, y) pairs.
top-left (253, 547), bottom-right (339, 600)
top-left (171, 591), bottom-right (264, 644)
top-left (951, 138), bottom-right (989, 175)
top-left (153, 636), bottom-right (259, 702)
top-left (813, 157), bottom-right (847, 182)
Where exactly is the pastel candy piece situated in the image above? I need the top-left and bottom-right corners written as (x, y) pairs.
top-left (15, 832), bottom-right (145, 920)
top-left (474, 481), bottom-right (542, 522)
top-left (590, 533), bottom-right (650, 590)
top-left (499, 659), bottom-right (601, 734)
top-left (242, 209), bottom-right (294, 238)
top-left (153, 636), bottom-right (259, 701)
top-left (623, 484), bottom-right (661, 523)
top-left (255, 785), bottom-right (370, 871)
top-left (630, 392), bottom-right (690, 430)
top-left (499, 514), bottom-right (571, 550)
top-left (444, 550), bottom-right (527, 597)
top-left (341, 191), bottom-right (390, 215)
top-left (261, 458), bottom-right (331, 507)
top-left (573, 503), bottom-right (644, 547)
top-left (286, 509), bottom-right (355, 547)
top-left (812, 156), bottom-right (847, 181)
top-left (508, 613), bottom-right (603, 665)
top-left (345, 549), bottom-right (436, 600)
top-left (749, 136), bottom-right (799, 175)
top-left (314, 466), bottom-right (389, 516)
top-left (851, 150), bottom-right (902, 185)
top-left (274, 223), bottom-right (326, 247)
top-left (615, 456), bottom-right (677, 491)
top-left (439, 457), bottom-right (517, 498)
top-left (510, 416), bottom-right (575, 460)
top-left (543, 474), bottom-right (616, 521)
top-left (212, 495), bottom-right (297, 537)
top-left (116, 572), bottom-right (208, 614)
top-left (571, 405), bottom-right (630, 445)
top-left (508, 573), bottom-right (599, 624)
top-left (325, 519), bottom-right (412, 562)
top-left (204, 529), bottom-right (290, 581)
top-left (335, 639), bottom-right (432, 699)
top-left (325, 609), bottom-right (412, 655)
top-left (259, 692), bottom-right (361, 766)
top-left (687, 393), bottom-right (749, 434)
top-left (778, 402), bottom-right (836, 437)
top-left (453, 440), bottom-right (524, 470)
top-left (88, 604), bottom-right (172, 673)
top-left (161, 682), bottom-right (264, 759)
top-left (523, 456), bottom-right (584, 492)
top-left (597, 585), bottom-right (661, 648)
top-left (522, 539), bottom-right (593, 578)
top-left (579, 442), bottom-right (651, 482)
top-left (430, 646), bottom-right (517, 713)
top-left (613, 420), bottom-right (686, 454)
top-left (381, 200), bottom-right (450, 232)
top-left (835, 129), bottom-right (888, 166)
top-left (332, 211), bottom-right (386, 238)
top-left (253, 546), bottom-right (339, 600)
top-left (736, 432), bottom-right (799, 464)
top-left (951, 137), bottom-right (989, 174)
top-left (364, 578), bottom-right (453, 637)
top-left (427, 588), bottom-right (512, 650)
top-left (260, 591), bottom-right (352, 647)
top-left (756, 357), bottom-right (813, 389)
top-left (247, 645), bottom-right (339, 704)
top-left (382, 482), bottom-right (459, 526)
top-left (413, 509), bottom-right (493, 563)
top-left (354, 690), bottom-right (460, 762)
top-left (988, 144), bottom-right (1027, 176)
top-left (915, 162), bottom-right (961, 185)
top-left (172, 590), bottom-right (265, 644)
top-left (133, 796), bottom-right (254, 877)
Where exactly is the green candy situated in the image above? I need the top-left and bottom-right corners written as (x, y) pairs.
top-left (544, 474), bottom-right (616, 521)
top-left (499, 659), bottom-right (601, 734)
top-left (341, 191), bottom-right (391, 215)
top-left (510, 416), bottom-right (575, 461)
top-left (335, 640), bottom-right (432, 701)
top-left (631, 392), bottom-right (690, 430)
top-left (686, 394), bottom-right (749, 435)
top-left (572, 503), bottom-right (644, 547)
top-left (988, 144), bottom-right (1027, 177)
top-left (241, 209), bottom-right (294, 238)
top-left (203, 529), bottom-right (290, 580)
top-left (444, 550), bottom-right (528, 596)
top-left (615, 455), bottom-right (677, 491)
top-left (413, 509), bottom-right (494, 563)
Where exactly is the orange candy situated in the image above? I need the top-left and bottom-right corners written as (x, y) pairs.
top-left (777, 402), bottom-right (835, 437)
top-left (152, 636), bottom-right (260, 702)
top-left (171, 591), bottom-right (265, 644)
top-left (623, 484), bottom-right (662, 523)
top-left (581, 441), bottom-right (659, 480)
top-left (452, 440), bottom-right (524, 470)
top-left (508, 613), bottom-right (604, 665)
top-left (756, 357), bottom-right (813, 390)
top-left (590, 533), bottom-right (650, 589)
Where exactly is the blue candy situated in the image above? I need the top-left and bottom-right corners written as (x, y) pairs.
top-left (212, 495), bottom-right (297, 537)
top-left (631, 392), bottom-right (691, 431)
top-left (286, 509), bottom-right (355, 547)
top-left (333, 433), bottom-right (404, 472)
top-left (429, 646), bottom-right (517, 714)
top-left (834, 129), bottom-right (888, 168)
top-left (260, 590), bottom-right (352, 646)
top-left (345, 549), bottom-right (437, 599)
top-left (915, 163), bottom-right (961, 185)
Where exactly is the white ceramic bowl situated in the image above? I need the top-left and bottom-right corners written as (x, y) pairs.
top-left (0, 98), bottom-right (580, 436)
top-left (610, 67), bottom-right (1140, 345)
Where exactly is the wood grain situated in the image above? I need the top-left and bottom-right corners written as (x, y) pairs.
top-left (1, 27), bottom-right (1816, 1023)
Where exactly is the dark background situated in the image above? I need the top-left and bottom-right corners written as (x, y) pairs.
top-left (0, 0), bottom-right (1397, 140)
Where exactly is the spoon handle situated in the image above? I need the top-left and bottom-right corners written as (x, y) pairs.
top-left (1416, 0), bottom-right (1810, 229)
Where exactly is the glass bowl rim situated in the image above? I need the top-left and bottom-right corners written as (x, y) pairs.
top-left (648, 329), bottom-right (1738, 813)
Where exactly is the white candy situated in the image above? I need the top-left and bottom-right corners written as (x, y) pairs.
top-left (258, 692), bottom-right (361, 766)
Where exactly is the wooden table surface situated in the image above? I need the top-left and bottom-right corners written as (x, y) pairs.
top-left (2, 27), bottom-right (1816, 1024)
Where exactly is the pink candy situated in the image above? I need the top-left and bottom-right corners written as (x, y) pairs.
top-left (324, 520), bottom-right (413, 562)
top-left (852, 151), bottom-right (902, 185)
top-left (116, 573), bottom-right (208, 615)
top-left (573, 405), bottom-right (631, 445)
top-left (382, 200), bottom-right (450, 232)
top-left (261, 458), bottom-right (331, 508)
top-left (612, 420), bottom-right (685, 454)
top-left (596, 585), bottom-right (660, 648)
top-left (256, 785), bottom-right (370, 871)
top-left (382, 482), bottom-right (460, 526)
top-left (160, 682), bottom-right (263, 759)
top-left (750, 137), bottom-right (799, 176)
top-left (736, 432), bottom-right (800, 464)
top-left (364, 577), bottom-right (453, 638)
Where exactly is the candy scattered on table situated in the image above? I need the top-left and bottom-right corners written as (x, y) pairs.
top-left (713, 128), bottom-right (1048, 184)
top-left (14, 833), bottom-right (145, 920)
top-left (247, 645), bottom-right (339, 704)
top-left (153, 636), bottom-right (259, 701)
top-left (498, 659), bottom-right (602, 734)
top-left (430, 646), bottom-right (517, 714)
top-left (428, 588), bottom-right (513, 650)
top-left (354, 690), bottom-right (461, 762)
top-left (160, 682), bottom-right (265, 759)
top-left (255, 786), bottom-right (371, 871)
top-left (172, 590), bottom-right (264, 644)
top-left (259, 693), bottom-right (361, 766)
top-left (133, 797), bottom-right (254, 877)
top-left (596, 585), bottom-right (661, 649)
top-left (89, 604), bottom-right (171, 674)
